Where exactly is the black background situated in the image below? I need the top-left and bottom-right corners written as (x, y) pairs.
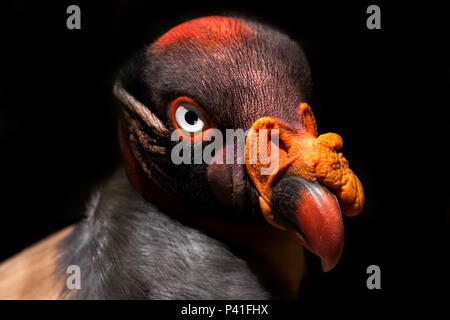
top-left (0, 0), bottom-right (447, 308)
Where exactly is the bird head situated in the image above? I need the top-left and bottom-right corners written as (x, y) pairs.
top-left (114, 16), bottom-right (364, 273)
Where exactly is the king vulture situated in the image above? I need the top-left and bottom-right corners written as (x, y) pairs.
top-left (0, 16), bottom-right (364, 299)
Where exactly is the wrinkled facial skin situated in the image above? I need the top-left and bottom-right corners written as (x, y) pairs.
top-left (119, 17), bottom-right (313, 214)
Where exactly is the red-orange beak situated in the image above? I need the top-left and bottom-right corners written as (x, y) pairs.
top-left (245, 103), bottom-right (364, 271)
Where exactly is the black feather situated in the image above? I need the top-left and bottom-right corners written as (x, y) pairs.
top-left (58, 169), bottom-right (270, 299)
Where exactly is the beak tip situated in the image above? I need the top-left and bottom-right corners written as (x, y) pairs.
top-left (321, 258), bottom-right (337, 272)
top-left (319, 238), bottom-right (344, 272)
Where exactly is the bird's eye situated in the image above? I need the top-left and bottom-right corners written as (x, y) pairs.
top-left (170, 97), bottom-right (210, 136)
top-left (174, 103), bottom-right (206, 133)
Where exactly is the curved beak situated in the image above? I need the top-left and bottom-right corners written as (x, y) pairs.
top-left (270, 176), bottom-right (344, 272)
top-left (245, 103), bottom-right (364, 271)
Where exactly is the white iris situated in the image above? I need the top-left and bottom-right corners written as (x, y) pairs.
top-left (174, 103), bottom-right (206, 133)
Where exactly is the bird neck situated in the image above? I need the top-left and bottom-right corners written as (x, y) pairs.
top-left (180, 212), bottom-right (306, 298)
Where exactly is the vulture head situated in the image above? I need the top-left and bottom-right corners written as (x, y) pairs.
top-left (114, 16), bottom-right (364, 274)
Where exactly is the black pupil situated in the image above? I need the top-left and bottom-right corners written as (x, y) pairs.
top-left (185, 110), bottom-right (198, 125)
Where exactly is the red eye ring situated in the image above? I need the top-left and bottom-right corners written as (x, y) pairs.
top-left (169, 96), bottom-right (213, 142)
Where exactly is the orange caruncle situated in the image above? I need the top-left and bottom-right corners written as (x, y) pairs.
top-left (245, 103), bottom-right (364, 218)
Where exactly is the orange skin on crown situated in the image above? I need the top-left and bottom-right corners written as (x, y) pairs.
top-left (152, 16), bottom-right (253, 51)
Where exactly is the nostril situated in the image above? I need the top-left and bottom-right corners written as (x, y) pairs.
top-left (277, 138), bottom-right (289, 155)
